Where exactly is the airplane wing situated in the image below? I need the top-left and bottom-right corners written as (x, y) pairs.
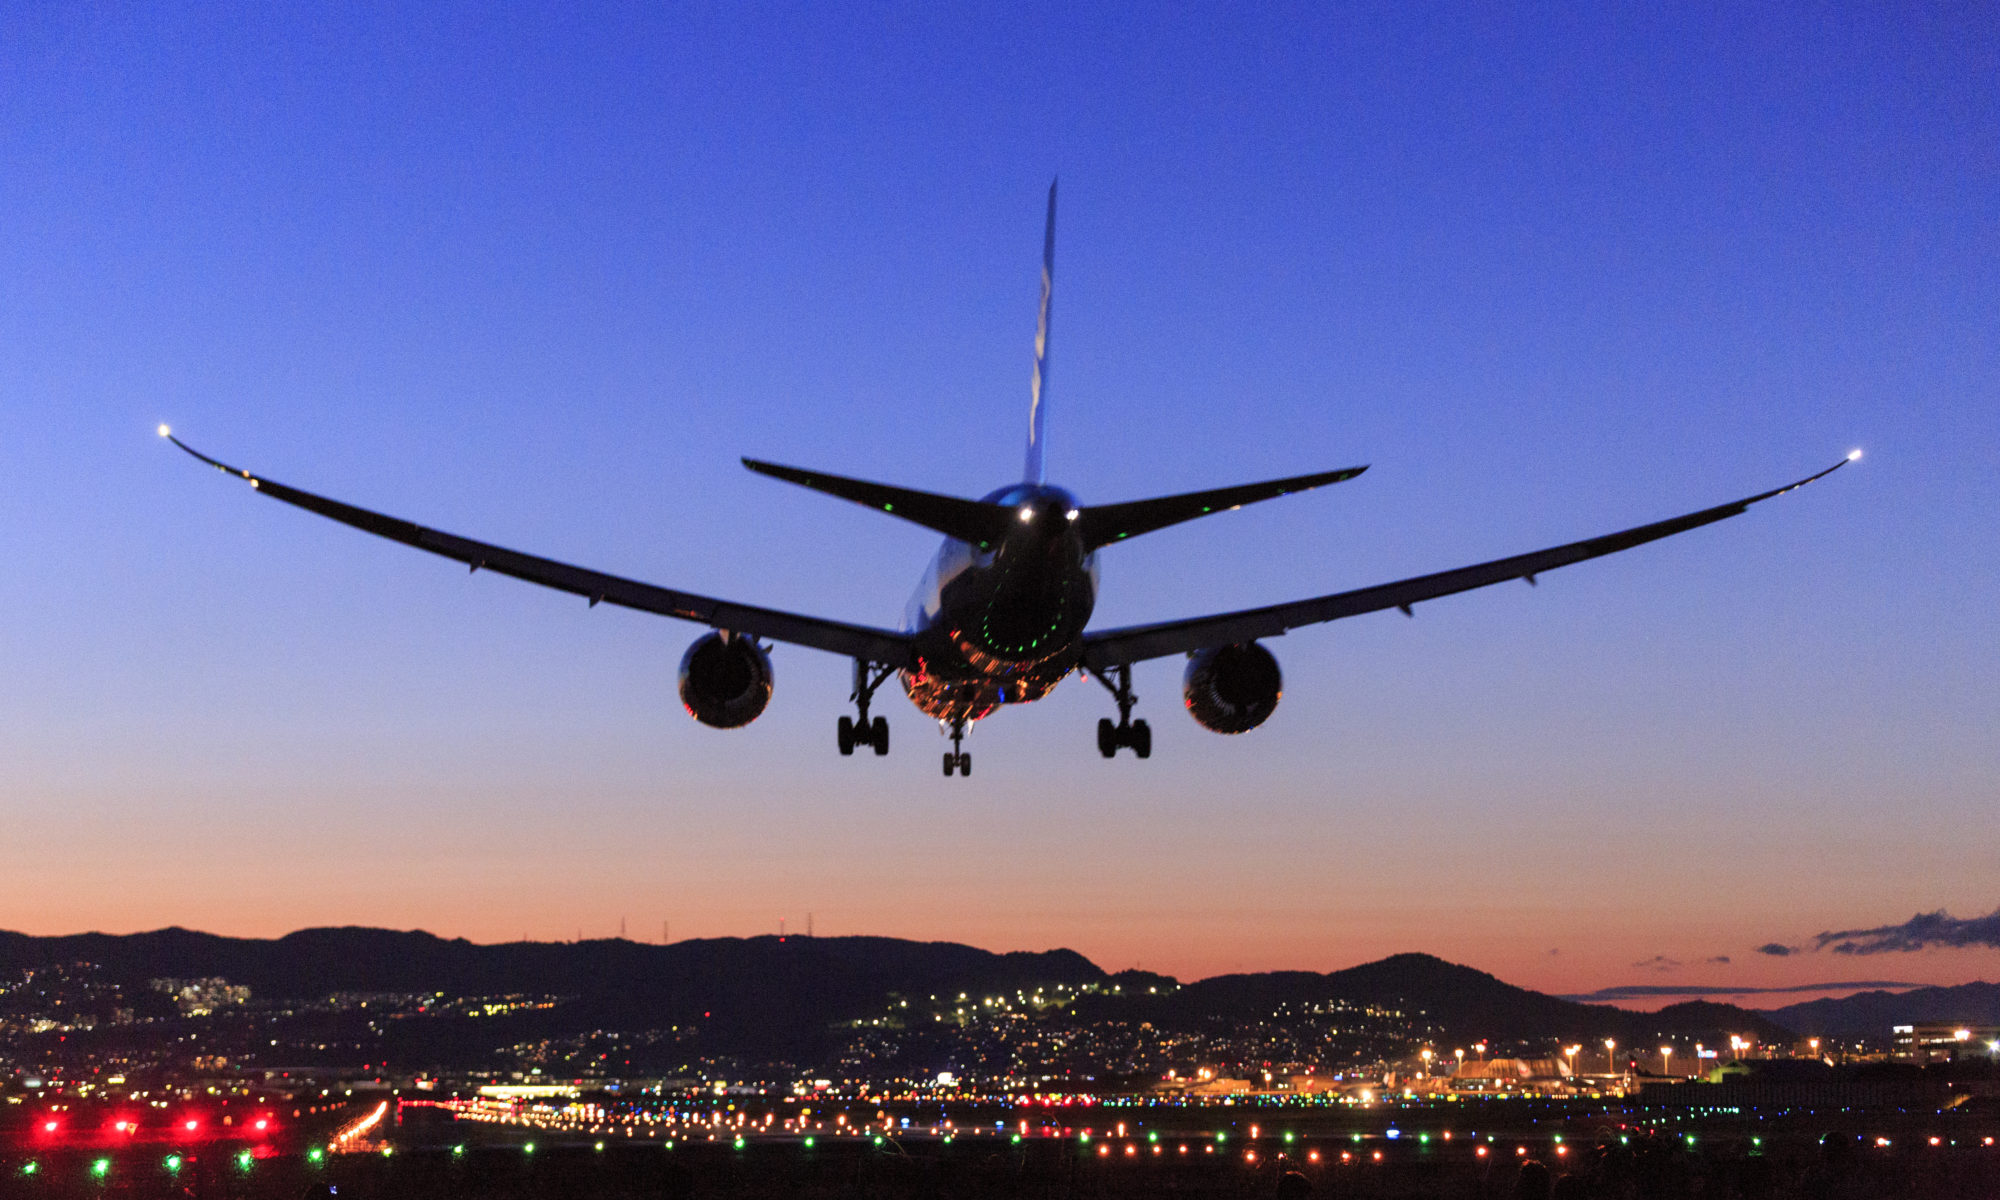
top-left (165, 434), bottom-right (916, 668)
top-left (1081, 455), bottom-right (1857, 671)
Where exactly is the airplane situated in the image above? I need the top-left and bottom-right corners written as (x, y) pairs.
top-left (164, 181), bottom-right (1858, 777)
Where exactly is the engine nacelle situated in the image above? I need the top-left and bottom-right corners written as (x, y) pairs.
top-left (1182, 641), bottom-right (1282, 734)
top-left (677, 633), bottom-right (774, 729)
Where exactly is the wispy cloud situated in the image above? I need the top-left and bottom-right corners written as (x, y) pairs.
top-left (1815, 908), bottom-right (2000, 955)
top-left (1631, 955), bottom-right (1681, 972)
top-left (1755, 943), bottom-right (1798, 957)
top-left (1705, 955), bottom-right (1731, 965)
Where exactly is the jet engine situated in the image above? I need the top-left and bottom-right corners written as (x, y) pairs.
top-left (1182, 641), bottom-right (1282, 734)
top-left (677, 633), bottom-right (774, 729)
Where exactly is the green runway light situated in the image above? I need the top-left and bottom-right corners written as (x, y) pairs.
top-left (1011, 1134), bottom-right (1021, 1144)
top-left (1149, 1131), bottom-right (1159, 1142)
top-left (165, 1155), bottom-right (183, 1172)
top-left (804, 1136), bottom-right (815, 1148)
top-left (1079, 1133), bottom-right (1090, 1143)
top-left (237, 1150), bottom-right (254, 1169)
top-left (92, 1158), bottom-right (111, 1177)
top-left (524, 1142), bottom-right (536, 1154)
top-left (451, 1145), bottom-right (464, 1157)
top-left (22, 1162), bottom-right (37, 1176)
top-left (595, 1142), bottom-right (605, 1152)
top-left (734, 1137), bottom-right (745, 1149)
top-left (1285, 1132), bottom-right (1296, 1143)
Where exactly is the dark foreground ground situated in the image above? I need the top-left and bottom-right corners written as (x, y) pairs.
top-left (5, 1139), bottom-right (1999, 1199)
top-left (3, 1102), bottom-right (1997, 1198)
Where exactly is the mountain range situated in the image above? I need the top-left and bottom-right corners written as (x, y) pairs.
top-left (2, 928), bottom-right (1987, 1062)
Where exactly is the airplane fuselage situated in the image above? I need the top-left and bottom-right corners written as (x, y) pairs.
top-left (900, 483), bottom-right (1099, 725)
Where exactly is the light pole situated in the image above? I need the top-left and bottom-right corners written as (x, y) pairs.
top-left (1660, 1046), bottom-right (1672, 1077)
top-left (1605, 1038), bottom-right (1618, 1078)
top-left (1564, 1045), bottom-right (1580, 1077)
top-left (1420, 1048), bottom-right (1433, 1077)
top-left (1455, 1048), bottom-right (1465, 1075)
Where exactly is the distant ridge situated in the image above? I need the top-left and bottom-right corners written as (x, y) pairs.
top-left (1081, 953), bottom-right (1793, 1046)
top-left (0, 927), bottom-right (1103, 1060)
top-left (0, 931), bottom-right (1796, 1059)
top-left (1764, 981), bottom-right (2000, 1038)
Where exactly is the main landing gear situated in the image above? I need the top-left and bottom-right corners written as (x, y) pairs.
top-left (1090, 663), bottom-right (1151, 758)
top-left (942, 721), bottom-right (971, 777)
top-left (838, 660), bottom-right (892, 757)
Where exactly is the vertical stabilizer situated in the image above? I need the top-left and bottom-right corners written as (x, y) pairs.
top-left (1025, 179), bottom-right (1056, 484)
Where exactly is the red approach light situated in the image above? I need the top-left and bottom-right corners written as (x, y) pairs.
top-left (254, 1119), bottom-right (270, 1132)
top-left (184, 1119), bottom-right (200, 1132)
top-left (42, 1120), bottom-right (58, 1133)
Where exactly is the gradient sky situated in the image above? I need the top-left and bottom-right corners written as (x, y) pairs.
top-left (3, 4), bottom-right (1995, 1003)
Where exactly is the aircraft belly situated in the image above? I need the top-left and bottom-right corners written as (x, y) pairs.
top-left (899, 624), bottom-right (1079, 724)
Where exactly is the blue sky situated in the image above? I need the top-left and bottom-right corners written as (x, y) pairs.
top-left (2, 3), bottom-right (1994, 994)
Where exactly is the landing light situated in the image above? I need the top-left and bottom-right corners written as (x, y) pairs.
top-left (1065, 509), bottom-right (1079, 521)
top-left (1019, 506), bottom-right (1034, 522)
top-left (1847, 448), bottom-right (1863, 461)
top-left (157, 424), bottom-right (171, 438)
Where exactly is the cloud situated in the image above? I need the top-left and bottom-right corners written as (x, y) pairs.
top-left (1706, 956), bottom-right (1731, 965)
top-left (1631, 955), bottom-right (1681, 972)
top-left (1755, 943), bottom-right (1798, 957)
top-left (1815, 907), bottom-right (2000, 955)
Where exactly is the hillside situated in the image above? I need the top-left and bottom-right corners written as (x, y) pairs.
top-left (1765, 981), bottom-right (2000, 1037)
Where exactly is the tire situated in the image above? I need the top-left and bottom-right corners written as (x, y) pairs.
top-left (837, 716), bottom-right (855, 756)
top-left (1132, 719), bottom-right (1152, 759)
top-left (1097, 718), bottom-right (1117, 758)
top-left (942, 752), bottom-right (956, 776)
top-left (871, 716), bottom-right (889, 756)
top-left (959, 753), bottom-right (971, 776)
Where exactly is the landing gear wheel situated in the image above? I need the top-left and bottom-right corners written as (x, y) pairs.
top-left (1091, 665), bottom-right (1151, 759)
top-left (837, 715), bottom-right (856, 756)
top-left (942, 752), bottom-right (956, 777)
top-left (959, 753), bottom-right (971, 776)
top-left (871, 716), bottom-right (889, 756)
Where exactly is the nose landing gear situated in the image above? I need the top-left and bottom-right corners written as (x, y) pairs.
top-left (942, 720), bottom-right (971, 776)
top-left (1090, 663), bottom-right (1151, 758)
top-left (838, 660), bottom-right (893, 757)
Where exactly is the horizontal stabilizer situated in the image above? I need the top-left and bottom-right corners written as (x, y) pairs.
top-left (1076, 465), bottom-right (1368, 550)
top-left (743, 459), bottom-right (1016, 549)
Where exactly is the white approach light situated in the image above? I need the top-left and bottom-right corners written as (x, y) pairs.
top-left (1847, 448), bottom-right (1863, 461)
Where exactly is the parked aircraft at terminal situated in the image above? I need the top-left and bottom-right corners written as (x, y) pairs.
top-left (166, 182), bottom-right (1857, 776)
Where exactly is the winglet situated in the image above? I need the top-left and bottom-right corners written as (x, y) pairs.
top-left (161, 428), bottom-right (255, 480)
